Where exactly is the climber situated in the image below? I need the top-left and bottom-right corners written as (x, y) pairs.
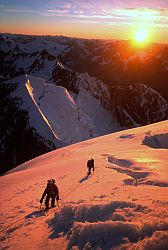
top-left (87, 158), bottom-right (94, 175)
top-left (40, 179), bottom-right (59, 209)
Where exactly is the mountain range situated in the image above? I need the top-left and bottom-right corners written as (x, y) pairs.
top-left (0, 34), bottom-right (167, 174)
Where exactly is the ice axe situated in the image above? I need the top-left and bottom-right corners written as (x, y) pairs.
top-left (56, 199), bottom-right (60, 209)
top-left (39, 199), bottom-right (43, 210)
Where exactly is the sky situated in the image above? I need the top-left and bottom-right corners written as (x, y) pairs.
top-left (0, 0), bottom-right (168, 43)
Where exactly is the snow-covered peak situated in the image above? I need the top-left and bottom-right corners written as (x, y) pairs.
top-left (25, 75), bottom-right (92, 143)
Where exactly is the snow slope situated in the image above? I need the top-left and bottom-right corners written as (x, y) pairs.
top-left (0, 120), bottom-right (168, 249)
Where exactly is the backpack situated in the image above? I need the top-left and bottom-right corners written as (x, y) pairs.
top-left (47, 180), bottom-right (54, 195)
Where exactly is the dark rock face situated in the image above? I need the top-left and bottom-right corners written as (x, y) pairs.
top-left (52, 65), bottom-right (168, 128)
top-left (108, 84), bottom-right (168, 127)
top-left (52, 64), bottom-right (79, 94)
top-left (52, 65), bottom-right (168, 127)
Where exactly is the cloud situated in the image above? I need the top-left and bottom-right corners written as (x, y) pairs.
top-left (1, 3), bottom-right (168, 29)
top-left (0, 8), bottom-right (44, 15)
top-left (50, 6), bottom-right (168, 29)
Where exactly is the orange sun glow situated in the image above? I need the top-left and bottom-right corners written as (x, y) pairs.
top-left (135, 28), bottom-right (149, 43)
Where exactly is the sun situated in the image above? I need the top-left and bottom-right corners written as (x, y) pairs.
top-left (135, 28), bottom-right (148, 43)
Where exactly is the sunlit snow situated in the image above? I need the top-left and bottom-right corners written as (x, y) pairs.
top-left (0, 120), bottom-right (168, 249)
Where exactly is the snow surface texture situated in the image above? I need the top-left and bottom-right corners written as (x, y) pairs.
top-left (0, 121), bottom-right (168, 249)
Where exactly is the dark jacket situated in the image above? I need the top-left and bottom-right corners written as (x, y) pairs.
top-left (87, 159), bottom-right (94, 171)
top-left (41, 182), bottom-right (59, 202)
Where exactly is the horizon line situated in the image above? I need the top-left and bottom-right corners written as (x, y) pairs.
top-left (1, 32), bottom-right (168, 45)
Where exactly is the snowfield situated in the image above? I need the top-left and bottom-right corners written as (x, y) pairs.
top-left (0, 120), bottom-right (168, 249)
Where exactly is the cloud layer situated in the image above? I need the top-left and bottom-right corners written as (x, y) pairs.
top-left (1, 0), bottom-right (168, 29)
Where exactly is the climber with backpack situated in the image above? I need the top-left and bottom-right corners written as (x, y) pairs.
top-left (87, 158), bottom-right (94, 175)
top-left (40, 179), bottom-right (59, 209)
